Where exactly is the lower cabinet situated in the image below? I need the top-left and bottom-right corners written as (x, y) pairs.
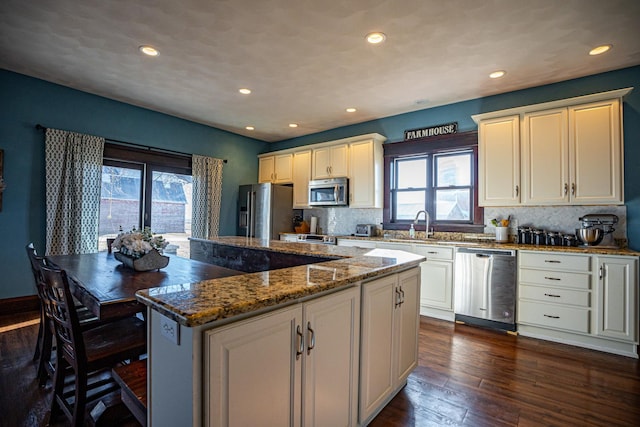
top-left (596, 256), bottom-right (638, 343)
top-left (204, 286), bottom-right (360, 427)
top-left (412, 245), bottom-right (454, 318)
top-left (359, 268), bottom-right (420, 425)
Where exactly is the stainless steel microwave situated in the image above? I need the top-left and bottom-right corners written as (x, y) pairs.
top-left (308, 177), bottom-right (348, 206)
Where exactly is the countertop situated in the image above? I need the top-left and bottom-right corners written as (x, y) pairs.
top-left (335, 235), bottom-right (640, 257)
top-left (135, 237), bottom-right (424, 327)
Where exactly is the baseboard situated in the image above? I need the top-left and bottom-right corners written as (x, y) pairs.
top-left (0, 295), bottom-right (39, 315)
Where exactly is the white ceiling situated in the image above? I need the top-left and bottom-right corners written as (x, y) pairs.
top-left (2, 0), bottom-right (640, 142)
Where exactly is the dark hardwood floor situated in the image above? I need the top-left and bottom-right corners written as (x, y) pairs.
top-left (2, 312), bottom-right (639, 426)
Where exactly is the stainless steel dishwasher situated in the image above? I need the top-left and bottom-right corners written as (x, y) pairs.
top-left (454, 247), bottom-right (517, 331)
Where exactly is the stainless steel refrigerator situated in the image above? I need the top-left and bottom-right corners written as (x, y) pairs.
top-left (237, 183), bottom-right (294, 240)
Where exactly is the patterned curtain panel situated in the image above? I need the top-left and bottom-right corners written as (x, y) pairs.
top-left (192, 155), bottom-right (224, 239)
top-left (45, 128), bottom-right (105, 255)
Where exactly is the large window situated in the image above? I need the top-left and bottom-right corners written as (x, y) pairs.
top-left (98, 144), bottom-right (193, 257)
top-left (383, 132), bottom-right (483, 232)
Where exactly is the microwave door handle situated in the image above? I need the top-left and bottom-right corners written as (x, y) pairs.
top-left (334, 185), bottom-right (339, 203)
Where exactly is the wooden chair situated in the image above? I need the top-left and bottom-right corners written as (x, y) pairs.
top-left (40, 264), bottom-right (147, 427)
top-left (25, 243), bottom-right (101, 386)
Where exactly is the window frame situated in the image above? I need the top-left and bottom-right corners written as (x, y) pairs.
top-left (382, 131), bottom-right (484, 233)
top-left (102, 143), bottom-right (192, 229)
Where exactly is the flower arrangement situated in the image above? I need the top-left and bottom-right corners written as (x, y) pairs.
top-left (112, 227), bottom-right (169, 259)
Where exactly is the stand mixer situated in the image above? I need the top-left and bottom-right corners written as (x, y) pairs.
top-left (576, 214), bottom-right (618, 247)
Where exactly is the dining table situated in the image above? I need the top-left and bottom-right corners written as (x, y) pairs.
top-left (46, 252), bottom-right (244, 320)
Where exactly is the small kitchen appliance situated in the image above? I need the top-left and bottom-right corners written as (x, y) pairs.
top-left (308, 177), bottom-right (349, 206)
top-left (576, 214), bottom-right (618, 247)
top-left (355, 224), bottom-right (376, 237)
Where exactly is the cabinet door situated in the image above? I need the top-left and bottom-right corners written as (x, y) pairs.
top-left (478, 115), bottom-right (521, 206)
top-left (395, 268), bottom-right (420, 385)
top-left (596, 257), bottom-right (637, 342)
top-left (204, 305), bottom-right (303, 427)
top-left (522, 108), bottom-right (569, 204)
top-left (329, 144), bottom-right (349, 177)
top-left (569, 99), bottom-right (623, 204)
top-left (258, 156), bottom-right (275, 183)
top-left (312, 147), bottom-right (332, 179)
top-left (292, 150), bottom-right (311, 208)
top-left (303, 287), bottom-right (360, 427)
top-left (274, 153), bottom-right (293, 183)
top-left (419, 259), bottom-right (453, 310)
top-left (349, 139), bottom-right (382, 208)
top-left (359, 274), bottom-right (396, 423)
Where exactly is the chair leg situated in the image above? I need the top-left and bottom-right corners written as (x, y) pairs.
top-left (50, 350), bottom-right (66, 423)
top-left (72, 370), bottom-right (88, 427)
top-left (37, 325), bottom-right (53, 387)
top-left (33, 308), bottom-right (45, 362)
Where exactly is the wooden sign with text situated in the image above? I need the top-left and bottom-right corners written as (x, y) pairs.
top-left (404, 122), bottom-right (458, 141)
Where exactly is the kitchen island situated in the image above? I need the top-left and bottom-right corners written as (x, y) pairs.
top-left (136, 237), bottom-right (424, 427)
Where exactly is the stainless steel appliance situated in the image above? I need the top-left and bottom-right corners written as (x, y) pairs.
top-left (454, 247), bottom-right (517, 331)
top-left (237, 183), bottom-right (293, 240)
top-left (295, 234), bottom-right (337, 245)
top-left (355, 224), bottom-right (375, 237)
top-left (308, 177), bottom-right (348, 206)
top-left (576, 214), bottom-right (618, 247)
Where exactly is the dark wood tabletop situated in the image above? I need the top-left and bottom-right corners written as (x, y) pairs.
top-left (46, 252), bottom-right (243, 320)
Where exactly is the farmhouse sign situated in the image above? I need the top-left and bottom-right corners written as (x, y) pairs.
top-left (404, 122), bottom-right (458, 141)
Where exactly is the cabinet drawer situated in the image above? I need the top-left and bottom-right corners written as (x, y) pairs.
top-left (519, 251), bottom-right (591, 272)
top-left (519, 268), bottom-right (591, 290)
top-left (411, 245), bottom-right (454, 261)
top-left (519, 284), bottom-right (590, 307)
top-left (518, 300), bottom-right (590, 333)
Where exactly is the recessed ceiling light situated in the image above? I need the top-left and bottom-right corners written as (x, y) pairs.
top-left (589, 44), bottom-right (612, 56)
top-left (239, 88), bottom-right (252, 95)
top-left (346, 108), bottom-right (357, 113)
top-left (245, 126), bottom-right (255, 131)
top-left (489, 70), bottom-right (506, 79)
top-left (289, 123), bottom-right (298, 128)
top-left (139, 45), bottom-right (159, 57)
top-left (366, 32), bottom-right (386, 44)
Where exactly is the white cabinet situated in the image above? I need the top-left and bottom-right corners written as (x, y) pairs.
top-left (412, 245), bottom-right (454, 313)
top-left (475, 89), bottom-right (629, 207)
top-left (359, 268), bottom-right (420, 425)
top-left (292, 150), bottom-right (311, 208)
top-left (204, 286), bottom-right (360, 427)
top-left (280, 233), bottom-right (299, 242)
top-left (595, 256), bottom-right (637, 343)
top-left (517, 250), bottom-right (639, 357)
top-left (336, 238), bottom-right (377, 249)
top-left (258, 153), bottom-right (293, 183)
top-left (478, 115), bottom-right (521, 206)
top-left (522, 108), bottom-right (570, 204)
top-left (569, 100), bottom-right (623, 204)
top-left (312, 143), bottom-right (349, 179)
top-left (522, 100), bottom-right (623, 205)
top-left (348, 137), bottom-right (384, 208)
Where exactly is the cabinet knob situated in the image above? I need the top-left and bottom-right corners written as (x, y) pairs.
top-left (564, 183), bottom-right (568, 195)
top-left (296, 325), bottom-right (304, 360)
top-left (306, 322), bottom-right (315, 355)
top-left (571, 183), bottom-right (576, 195)
top-left (515, 185), bottom-right (519, 196)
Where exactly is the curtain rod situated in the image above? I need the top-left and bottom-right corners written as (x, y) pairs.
top-left (35, 124), bottom-right (227, 163)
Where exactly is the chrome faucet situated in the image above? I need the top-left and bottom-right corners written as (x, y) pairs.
top-left (414, 210), bottom-right (431, 238)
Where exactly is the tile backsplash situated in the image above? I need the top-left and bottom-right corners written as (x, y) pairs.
top-left (302, 205), bottom-right (627, 243)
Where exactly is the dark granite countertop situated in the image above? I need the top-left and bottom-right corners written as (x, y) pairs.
top-left (136, 237), bottom-right (424, 327)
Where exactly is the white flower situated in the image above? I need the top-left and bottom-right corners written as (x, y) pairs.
top-left (112, 227), bottom-right (169, 258)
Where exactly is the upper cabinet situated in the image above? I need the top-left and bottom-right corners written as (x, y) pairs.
top-left (474, 88), bottom-right (630, 207)
top-left (258, 153), bottom-right (293, 184)
top-left (349, 136), bottom-right (385, 208)
top-left (257, 133), bottom-right (386, 209)
top-left (312, 143), bottom-right (349, 179)
top-left (478, 115), bottom-right (521, 206)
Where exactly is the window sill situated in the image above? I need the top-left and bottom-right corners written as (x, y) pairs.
top-left (382, 223), bottom-right (485, 233)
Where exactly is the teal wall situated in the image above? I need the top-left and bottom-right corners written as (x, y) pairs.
top-left (0, 70), bottom-right (268, 299)
top-left (272, 66), bottom-right (640, 251)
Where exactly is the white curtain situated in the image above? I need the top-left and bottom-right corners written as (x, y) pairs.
top-left (192, 155), bottom-right (224, 239)
top-left (45, 128), bottom-right (104, 255)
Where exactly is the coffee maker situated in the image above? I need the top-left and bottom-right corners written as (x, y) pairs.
top-left (576, 214), bottom-right (618, 247)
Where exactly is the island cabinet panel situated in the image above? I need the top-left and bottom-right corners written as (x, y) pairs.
top-left (204, 286), bottom-right (360, 427)
top-left (359, 268), bottom-right (420, 425)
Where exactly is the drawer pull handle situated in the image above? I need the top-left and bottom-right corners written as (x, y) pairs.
top-left (544, 277), bottom-right (561, 281)
top-left (544, 260), bottom-right (561, 263)
top-left (544, 293), bottom-right (561, 298)
top-left (427, 251), bottom-right (439, 254)
top-left (543, 314), bottom-right (560, 319)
